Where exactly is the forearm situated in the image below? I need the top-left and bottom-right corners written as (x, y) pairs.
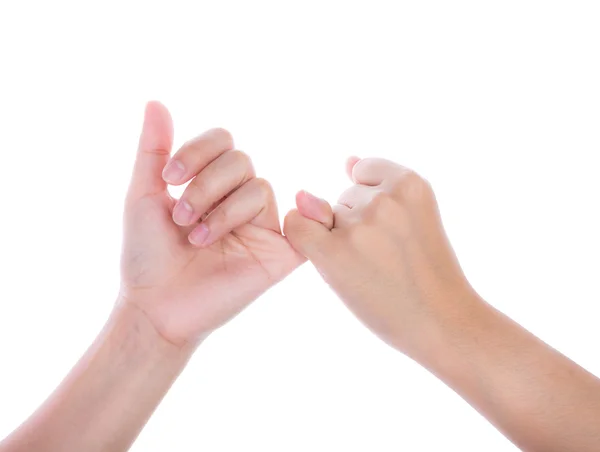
top-left (416, 295), bottom-right (600, 452)
top-left (0, 300), bottom-right (195, 452)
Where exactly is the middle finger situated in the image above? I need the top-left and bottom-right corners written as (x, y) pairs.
top-left (172, 150), bottom-right (255, 226)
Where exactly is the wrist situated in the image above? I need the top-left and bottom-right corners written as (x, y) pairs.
top-left (116, 287), bottom-right (208, 352)
top-left (110, 296), bottom-right (198, 365)
top-left (401, 288), bottom-right (492, 372)
top-left (3, 297), bottom-right (199, 451)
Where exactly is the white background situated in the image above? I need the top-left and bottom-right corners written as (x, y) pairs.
top-left (1, 1), bottom-right (599, 450)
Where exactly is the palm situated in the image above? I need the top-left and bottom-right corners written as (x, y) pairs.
top-left (121, 103), bottom-right (302, 344)
top-left (121, 192), bottom-right (301, 344)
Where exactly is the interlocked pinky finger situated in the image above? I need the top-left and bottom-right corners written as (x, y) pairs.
top-left (332, 204), bottom-right (353, 229)
top-left (187, 178), bottom-right (277, 247)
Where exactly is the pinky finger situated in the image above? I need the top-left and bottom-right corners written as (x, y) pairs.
top-left (188, 178), bottom-right (272, 247)
top-left (346, 156), bottom-right (361, 181)
top-left (332, 204), bottom-right (353, 229)
top-left (295, 190), bottom-right (334, 230)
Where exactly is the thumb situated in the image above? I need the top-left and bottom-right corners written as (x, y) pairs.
top-left (127, 101), bottom-right (174, 201)
top-left (283, 190), bottom-right (334, 264)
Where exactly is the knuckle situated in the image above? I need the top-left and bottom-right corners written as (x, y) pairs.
top-left (213, 205), bottom-right (229, 225)
top-left (228, 149), bottom-right (255, 178)
top-left (371, 190), bottom-right (395, 208)
top-left (352, 158), bottom-right (375, 177)
top-left (337, 187), bottom-right (354, 206)
top-left (254, 177), bottom-right (273, 198)
top-left (345, 222), bottom-right (372, 248)
top-left (332, 205), bottom-right (352, 229)
top-left (393, 171), bottom-right (432, 203)
top-left (283, 209), bottom-right (311, 243)
top-left (188, 175), bottom-right (210, 200)
top-left (208, 127), bottom-right (234, 148)
top-left (360, 191), bottom-right (407, 231)
top-left (229, 148), bottom-right (249, 163)
top-left (366, 192), bottom-right (397, 219)
top-left (283, 209), bottom-right (300, 234)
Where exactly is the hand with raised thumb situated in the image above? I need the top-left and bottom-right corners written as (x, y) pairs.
top-left (120, 102), bottom-right (303, 347)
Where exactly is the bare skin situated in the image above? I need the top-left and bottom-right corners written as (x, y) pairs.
top-left (284, 157), bottom-right (600, 452)
top-left (0, 102), bottom-right (302, 451)
top-left (2, 105), bottom-right (599, 451)
top-left (122, 106), bottom-right (302, 346)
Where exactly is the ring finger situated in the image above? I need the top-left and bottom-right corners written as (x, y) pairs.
top-left (188, 177), bottom-right (277, 247)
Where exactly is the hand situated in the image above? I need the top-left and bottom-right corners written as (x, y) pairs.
top-left (120, 102), bottom-right (303, 346)
top-left (284, 157), bottom-right (478, 357)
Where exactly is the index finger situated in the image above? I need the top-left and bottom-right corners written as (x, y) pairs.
top-left (351, 158), bottom-right (410, 186)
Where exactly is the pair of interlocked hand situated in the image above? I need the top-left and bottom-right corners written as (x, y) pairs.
top-left (121, 101), bottom-right (471, 355)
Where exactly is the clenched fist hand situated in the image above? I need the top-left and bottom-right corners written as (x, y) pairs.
top-left (284, 157), bottom-right (477, 358)
top-left (120, 102), bottom-right (303, 346)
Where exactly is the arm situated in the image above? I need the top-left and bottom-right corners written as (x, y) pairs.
top-left (423, 294), bottom-right (600, 451)
top-left (1, 102), bottom-right (302, 451)
top-left (284, 157), bottom-right (600, 452)
top-left (1, 303), bottom-right (193, 452)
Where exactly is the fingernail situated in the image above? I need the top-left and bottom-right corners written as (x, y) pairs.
top-left (162, 159), bottom-right (186, 183)
top-left (173, 200), bottom-right (194, 225)
top-left (189, 223), bottom-right (210, 246)
top-left (300, 190), bottom-right (320, 203)
top-left (299, 190), bottom-right (327, 207)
